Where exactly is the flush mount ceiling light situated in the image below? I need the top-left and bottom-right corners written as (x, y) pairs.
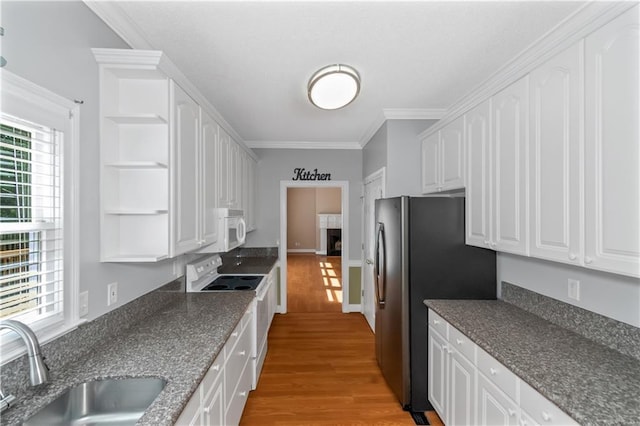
top-left (307, 64), bottom-right (360, 110)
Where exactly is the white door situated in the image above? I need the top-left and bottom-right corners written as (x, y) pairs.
top-left (362, 169), bottom-right (384, 332)
top-left (201, 111), bottom-right (219, 246)
top-left (440, 116), bottom-right (465, 191)
top-left (465, 99), bottom-right (493, 249)
top-left (476, 374), bottom-right (518, 426)
top-left (492, 76), bottom-right (529, 256)
top-left (585, 5), bottom-right (640, 277)
top-left (529, 42), bottom-right (582, 265)
top-left (216, 129), bottom-right (230, 208)
top-left (428, 327), bottom-right (449, 424)
top-left (421, 132), bottom-right (440, 193)
top-left (171, 82), bottom-right (200, 256)
top-left (449, 349), bottom-right (475, 426)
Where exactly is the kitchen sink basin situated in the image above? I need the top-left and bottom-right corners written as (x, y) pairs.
top-left (23, 377), bottom-right (166, 426)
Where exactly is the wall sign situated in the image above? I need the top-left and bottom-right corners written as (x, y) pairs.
top-left (292, 168), bottom-right (331, 181)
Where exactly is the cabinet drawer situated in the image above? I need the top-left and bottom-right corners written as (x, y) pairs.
top-left (428, 309), bottom-right (448, 339)
top-left (226, 361), bottom-right (253, 426)
top-left (448, 324), bottom-right (476, 363)
top-left (477, 346), bottom-right (518, 399)
top-left (225, 324), bottom-right (252, 409)
top-left (202, 351), bottom-right (224, 396)
top-left (520, 380), bottom-right (578, 425)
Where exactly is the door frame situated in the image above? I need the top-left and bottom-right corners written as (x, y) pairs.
top-left (279, 180), bottom-right (349, 314)
top-left (361, 167), bottom-right (386, 331)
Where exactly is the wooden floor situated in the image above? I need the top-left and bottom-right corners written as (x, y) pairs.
top-left (240, 254), bottom-right (443, 425)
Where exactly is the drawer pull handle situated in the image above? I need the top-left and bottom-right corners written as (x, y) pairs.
top-left (456, 338), bottom-right (463, 345)
top-left (211, 364), bottom-right (220, 372)
top-left (585, 257), bottom-right (593, 264)
top-left (239, 391), bottom-right (247, 397)
top-left (433, 319), bottom-right (440, 325)
top-left (508, 408), bottom-right (516, 417)
top-left (239, 350), bottom-right (246, 356)
top-left (490, 368), bottom-right (498, 375)
top-left (542, 411), bottom-right (551, 422)
top-left (231, 332), bottom-right (239, 337)
top-left (520, 419), bottom-right (528, 426)
top-left (569, 253), bottom-right (577, 260)
top-left (203, 407), bottom-right (211, 414)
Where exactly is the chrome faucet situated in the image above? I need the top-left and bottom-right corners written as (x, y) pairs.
top-left (0, 320), bottom-right (50, 412)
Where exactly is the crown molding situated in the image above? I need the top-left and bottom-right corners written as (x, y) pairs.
top-left (84, 1), bottom-right (154, 50)
top-left (358, 108), bottom-right (446, 148)
top-left (419, 1), bottom-right (637, 139)
top-left (246, 140), bottom-right (362, 150)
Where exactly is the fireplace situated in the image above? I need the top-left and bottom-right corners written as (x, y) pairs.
top-left (326, 229), bottom-right (342, 256)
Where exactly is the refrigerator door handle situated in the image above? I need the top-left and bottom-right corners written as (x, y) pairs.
top-left (374, 222), bottom-right (386, 308)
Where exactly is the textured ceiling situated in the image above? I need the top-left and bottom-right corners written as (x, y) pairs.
top-left (106, 1), bottom-right (584, 148)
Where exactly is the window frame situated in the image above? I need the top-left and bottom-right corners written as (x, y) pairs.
top-left (0, 70), bottom-right (80, 362)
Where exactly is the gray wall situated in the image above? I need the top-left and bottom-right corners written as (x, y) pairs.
top-left (498, 254), bottom-right (640, 327)
top-left (3, 1), bottom-right (179, 321)
top-left (362, 120), bottom-right (437, 196)
top-left (247, 149), bottom-right (362, 261)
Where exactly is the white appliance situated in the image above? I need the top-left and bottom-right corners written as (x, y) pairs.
top-left (199, 208), bottom-right (247, 253)
top-left (185, 254), bottom-right (275, 389)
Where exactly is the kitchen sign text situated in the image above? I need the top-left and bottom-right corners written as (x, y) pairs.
top-left (292, 168), bottom-right (332, 181)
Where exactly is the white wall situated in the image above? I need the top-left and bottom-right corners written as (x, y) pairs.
top-left (362, 122), bottom-right (388, 178)
top-left (498, 253), bottom-right (640, 327)
top-left (246, 149), bottom-right (362, 261)
top-left (3, 1), bottom-right (180, 321)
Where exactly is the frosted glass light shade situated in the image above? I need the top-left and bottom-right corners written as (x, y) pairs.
top-left (308, 64), bottom-right (360, 110)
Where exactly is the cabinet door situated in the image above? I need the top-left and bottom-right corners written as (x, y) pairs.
top-left (422, 132), bottom-right (440, 193)
top-left (171, 82), bottom-right (200, 256)
top-left (201, 112), bottom-right (219, 246)
top-left (492, 76), bottom-right (529, 255)
top-left (585, 5), bottom-right (640, 277)
top-left (217, 129), bottom-right (230, 208)
top-left (476, 373), bottom-right (518, 426)
top-left (441, 116), bottom-right (466, 191)
top-left (449, 349), bottom-right (475, 426)
top-left (203, 378), bottom-right (225, 426)
top-left (466, 99), bottom-right (493, 248)
top-left (428, 326), bottom-right (449, 424)
top-left (529, 42), bottom-right (583, 265)
top-left (228, 140), bottom-right (240, 209)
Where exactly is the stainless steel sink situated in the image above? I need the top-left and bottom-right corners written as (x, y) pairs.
top-left (23, 377), bottom-right (166, 426)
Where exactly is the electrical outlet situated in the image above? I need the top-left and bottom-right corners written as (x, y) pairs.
top-left (79, 291), bottom-right (89, 317)
top-left (107, 282), bottom-right (118, 306)
top-left (568, 279), bottom-right (580, 301)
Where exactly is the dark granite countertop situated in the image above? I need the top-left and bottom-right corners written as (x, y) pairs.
top-left (424, 299), bottom-right (640, 426)
top-left (218, 254), bottom-right (278, 275)
top-left (2, 292), bottom-right (255, 426)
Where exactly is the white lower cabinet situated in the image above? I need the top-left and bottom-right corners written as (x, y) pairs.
top-left (175, 302), bottom-right (255, 426)
top-left (427, 309), bottom-right (578, 426)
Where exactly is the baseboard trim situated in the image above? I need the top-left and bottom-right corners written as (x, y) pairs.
top-left (287, 249), bottom-right (316, 253)
top-left (344, 304), bottom-right (362, 313)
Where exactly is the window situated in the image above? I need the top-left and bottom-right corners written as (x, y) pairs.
top-left (0, 70), bottom-right (79, 359)
top-left (1, 116), bottom-right (63, 325)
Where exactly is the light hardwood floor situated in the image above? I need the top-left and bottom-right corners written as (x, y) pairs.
top-left (239, 254), bottom-right (443, 425)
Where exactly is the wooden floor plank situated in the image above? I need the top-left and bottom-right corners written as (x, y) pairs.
top-left (240, 254), bottom-right (443, 426)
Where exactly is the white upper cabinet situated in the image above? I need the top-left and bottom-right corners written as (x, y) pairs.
top-left (216, 128), bottom-right (231, 208)
top-left (421, 116), bottom-right (465, 194)
top-left (466, 99), bottom-right (493, 248)
top-left (200, 110), bottom-right (219, 247)
top-left (584, 5), bottom-right (639, 277)
top-left (421, 132), bottom-right (440, 193)
top-left (492, 76), bottom-right (529, 256)
top-left (171, 81), bottom-right (201, 256)
top-left (529, 42), bottom-right (583, 265)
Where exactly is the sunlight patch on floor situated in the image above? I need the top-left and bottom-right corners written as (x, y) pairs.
top-left (320, 261), bottom-right (342, 304)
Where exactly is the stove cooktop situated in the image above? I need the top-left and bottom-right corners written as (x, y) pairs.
top-left (201, 275), bottom-right (263, 291)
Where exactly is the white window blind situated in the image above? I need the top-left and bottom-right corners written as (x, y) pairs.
top-left (0, 114), bottom-right (64, 327)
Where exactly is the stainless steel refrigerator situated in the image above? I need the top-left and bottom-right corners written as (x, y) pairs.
top-left (374, 196), bottom-right (496, 413)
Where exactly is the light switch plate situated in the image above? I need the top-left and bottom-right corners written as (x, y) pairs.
top-left (107, 282), bottom-right (118, 306)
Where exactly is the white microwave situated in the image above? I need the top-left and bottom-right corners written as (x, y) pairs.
top-left (198, 208), bottom-right (246, 253)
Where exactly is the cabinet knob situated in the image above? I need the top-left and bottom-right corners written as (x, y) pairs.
top-left (520, 419), bottom-right (528, 426)
top-left (490, 367), bottom-right (498, 376)
top-left (490, 242), bottom-right (497, 248)
top-left (239, 391), bottom-right (247, 397)
top-left (456, 338), bottom-right (464, 345)
top-left (203, 407), bottom-right (211, 414)
top-left (239, 350), bottom-right (246, 356)
top-left (508, 408), bottom-right (516, 417)
top-left (231, 332), bottom-right (239, 337)
top-left (211, 364), bottom-right (220, 372)
top-left (542, 411), bottom-right (551, 422)
top-left (585, 257), bottom-right (594, 264)
top-left (483, 240), bottom-right (489, 245)
top-left (569, 253), bottom-right (577, 260)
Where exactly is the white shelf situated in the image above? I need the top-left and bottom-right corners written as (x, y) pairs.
top-left (102, 254), bottom-right (169, 263)
top-left (105, 114), bottom-right (167, 124)
top-left (104, 210), bottom-right (168, 215)
top-left (105, 161), bottom-right (168, 169)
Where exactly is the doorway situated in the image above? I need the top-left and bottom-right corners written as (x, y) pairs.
top-left (279, 181), bottom-right (349, 313)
